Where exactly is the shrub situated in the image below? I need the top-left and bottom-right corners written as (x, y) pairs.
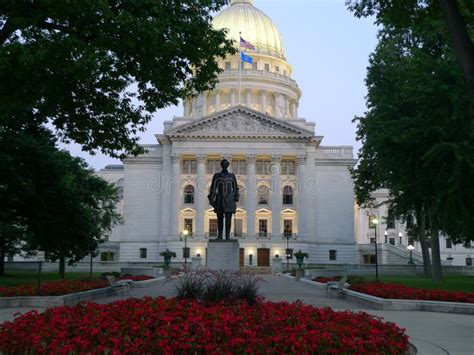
top-left (314, 276), bottom-right (342, 283)
top-left (233, 272), bottom-right (262, 305)
top-left (347, 275), bottom-right (367, 285)
top-left (0, 280), bottom-right (108, 297)
top-left (119, 275), bottom-right (154, 282)
top-left (0, 298), bottom-right (409, 353)
top-left (169, 269), bottom-right (206, 300)
top-left (101, 272), bottom-right (120, 278)
top-left (202, 270), bottom-right (237, 303)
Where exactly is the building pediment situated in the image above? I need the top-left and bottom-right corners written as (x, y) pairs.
top-left (165, 107), bottom-right (314, 140)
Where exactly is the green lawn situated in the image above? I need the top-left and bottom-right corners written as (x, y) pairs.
top-left (0, 272), bottom-right (102, 287)
top-left (360, 275), bottom-right (474, 292)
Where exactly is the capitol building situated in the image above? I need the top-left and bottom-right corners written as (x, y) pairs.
top-left (98, 0), bottom-right (472, 267)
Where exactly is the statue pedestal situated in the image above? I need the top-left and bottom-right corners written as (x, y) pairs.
top-left (272, 257), bottom-right (282, 273)
top-left (207, 239), bottom-right (240, 271)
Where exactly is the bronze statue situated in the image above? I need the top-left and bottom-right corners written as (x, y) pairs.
top-left (208, 159), bottom-right (239, 239)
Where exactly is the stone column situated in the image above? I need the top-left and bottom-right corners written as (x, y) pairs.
top-left (169, 153), bottom-right (181, 237)
top-left (192, 96), bottom-right (198, 117)
top-left (246, 154), bottom-right (257, 238)
top-left (195, 154), bottom-right (206, 237)
top-left (260, 91), bottom-right (267, 114)
top-left (160, 143), bottom-right (172, 238)
top-left (271, 155), bottom-right (282, 238)
top-left (297, 153), bottom-right (307, 238)
top-left (246, 91), bottom-right (252, 108)
top-left (215, 91), bottom-right (221, 112)
top-left (230, 90), bottom-right (236, 106)
top-left (201, 93), bottom-right (207, 117)
top-left (284, 94), bottom-right (289, 118)
top-left (290, 101), bottom-right (296, 118)
top-left (273, 93), bottom-right (279, 117)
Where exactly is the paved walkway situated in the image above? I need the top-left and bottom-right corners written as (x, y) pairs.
top-left (1, 275), bottom-right (473, 354)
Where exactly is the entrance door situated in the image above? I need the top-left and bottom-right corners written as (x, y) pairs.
top-left (240, 248), bottom-right (245, 267)
top-left (257, 248), bottom-right (270, 267)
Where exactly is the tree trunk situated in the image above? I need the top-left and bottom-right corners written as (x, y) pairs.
top-left (59, 257), bottom-right (66, 279)
top-left (0, 235), bottom-right (5, 277)
top-left (438, 0), bottom-right (474, 137)
top-left (416, 207), bottom-right (432, 278)
top-left (430, 216), bottom-right (444, 283)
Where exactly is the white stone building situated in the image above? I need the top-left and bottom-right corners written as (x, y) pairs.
top-left (98, 0), bottom-right (358, 267)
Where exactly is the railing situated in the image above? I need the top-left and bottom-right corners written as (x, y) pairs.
top-left (141, 144), bottom-right (159, 152)
top-left (219, 69), bottom-right (299, 89)
top-left (315, 146), bottom-right (353, 159)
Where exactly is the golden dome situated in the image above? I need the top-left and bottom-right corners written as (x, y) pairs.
top-left (212, 0), bottom-right (285, 59)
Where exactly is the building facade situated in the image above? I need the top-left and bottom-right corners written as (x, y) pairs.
top-left (98, 0), bottom-right (357, 266)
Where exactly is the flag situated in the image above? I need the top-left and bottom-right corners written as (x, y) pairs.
top-left (240, 36), bottom-right (255, 50)
top-left (240, 51), bottom-right (253, 64)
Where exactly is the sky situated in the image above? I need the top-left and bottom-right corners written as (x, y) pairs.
top-left (66, 0), bottom-right (379, 170)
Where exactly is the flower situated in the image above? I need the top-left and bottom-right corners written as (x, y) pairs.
top-left (350, 282), bottom-right (474, 303)
top-left (313, 276), bottom-right (342, 283)
top-left (119, 275), bottom-right (154, 281)
top-left (0, 298), bottom-right (409, 353)
top-left (0, 280), bottom-right (108, 297)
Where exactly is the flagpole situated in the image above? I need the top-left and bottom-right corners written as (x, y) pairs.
top-left (238, 31), bottom-right (241, 106)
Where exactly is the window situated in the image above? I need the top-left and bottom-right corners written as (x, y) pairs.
top-left (207, 159), bottom-right (221, 174)
top-left (100, 252), bottom-right (114, 261)
top-left (264, 63), bottom-right (270, 71)
top-left (231, 160), bottom-right (247, 175)
top-left (258, 219), bottom-right (268, 237)
top-left (234, 219), bottom-right (243, 237)
top-left (252, 62), bottom-right (257, 70)
top-left (370, 237), bottom-right (375, 244)
top-left (283, 219), bottom-right (293, 238)
top-left (275, 65), bottom-right (280, 72)
top-left (184, 218), bottom-right (193, 236)
top-left (209, 219), bottom-right (218, 237)
top-left (184, 185), bottom-right (194, 204)
top-left (225, 61), bottom-right (231, 70)
top-left (466, 257), bottom-right (472, 266)
top-left (386, 214), bottom-right (395, 229)
top-left (446, 239), bottom-right (452, 249)
top-left (256, 160), bottom-right (270, 175)
top-left (140, 248), bottom-right (147, 259)
top-left (281, 161), bottom-right (295, 175)
top-left (329, 250), bottom-right (337, 261)
top-left (182, 159), bottom-right (196, 174)
top-left (389, 238), bottom-right (395, 245)
top-left (369, 214), bottom-right (377, 229)
top-left (282, 186), bottom-right (293, 205)
top-left (258, 185), bottom-right (269, 205)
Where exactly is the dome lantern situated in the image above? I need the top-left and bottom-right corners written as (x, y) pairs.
top-left (231, 0), bottom-right (254, 4)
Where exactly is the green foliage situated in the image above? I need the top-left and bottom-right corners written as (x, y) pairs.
top-left (169, 269), bottom-right (262, 305)
top-left (347, 275), bottom-right (368, 285)
top-left (294, 250), bottom-right (308, 259)
top-left (0, 0), bottom-right (236, 157)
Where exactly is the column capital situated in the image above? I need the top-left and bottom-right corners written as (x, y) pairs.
top-left (222, 154), bottom-right (232, 162)
top-left (246, 154), bottom-right (257, 164)
top-left (297, 153), bottom-right (307, 166)
top-left (271, 154), bottom-right (282, 164)
top-left (171, 153), bottom-right (180, 164)
top-left (196, 154), bottom-right (207, 163)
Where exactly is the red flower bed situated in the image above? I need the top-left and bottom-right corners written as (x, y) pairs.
top-left (350, 282), bottom-right (474, 303)
top-left (0, 298), bottom-right (408, 353)
top-left (313, 276), bottom-right (342, 283)
top-left (119, 275), bottom-right (154, 281)
top-left (0, 279), bottom-right (108, 297)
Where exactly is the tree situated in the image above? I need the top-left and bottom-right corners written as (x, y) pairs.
top-left (350, 24), bottom-right (472, 282)
top-left (26, 149), bottom-right (121, 278)
top-left (0, 0), bottom-right (236, 157)
top-left (346, 0), bottom-right (474, 137)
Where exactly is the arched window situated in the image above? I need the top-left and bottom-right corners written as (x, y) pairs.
top-left (369, 214), bottom-right (378, 229)
top-left (184, 185), bottom-right (194, 204)
top-left (282, 186), bottom-right (293, 205)
top-left (258, 185), bottom-right (269, 205)
top-left (386, 214), bottom-right (396, 229)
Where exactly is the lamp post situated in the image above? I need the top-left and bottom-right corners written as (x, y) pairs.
top-left (384, 230), bottom-right (388, 244)
top-left (183, 229), bottom-right (189, 266)
top-left (372, 218), bottom-right (379, 281)
top-left (398, 232), bottom-right (403, 245)
top-left (407, 244), bottom-right (415, 264)
top-left (285, 233), bottom-right (291, 271)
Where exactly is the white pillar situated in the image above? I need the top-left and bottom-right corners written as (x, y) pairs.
top-left (246, 154), bottom-right (257, 237)
top-left (260, 91), bottom-right (267, 114)
top-left (160, 143), bottom-right (172, 238)
top-left (273, 93), bottom-right (279, 116)
top-left (202, 93), bottom-right (207, 117)
top-left (215, 91), bottom-right (220, 112)
top-left (192, 96), bottom-right (198, 117)
top-left (297, 153), bottom-right (307, 238)
top-left (231, 90), bottom-right (236, 106)
top-left (290, 101), bottom-right (296, 118)
top-left (246, 91), bottom-right (251, 107)
top-left (271, 155), bottom-right (282, 238)
top-left (195, 154), bottom-right (206, 237)
top-left (284, 95), bottom-right (289, 117)
top-left (169, 153), bottom-right (180, 237)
